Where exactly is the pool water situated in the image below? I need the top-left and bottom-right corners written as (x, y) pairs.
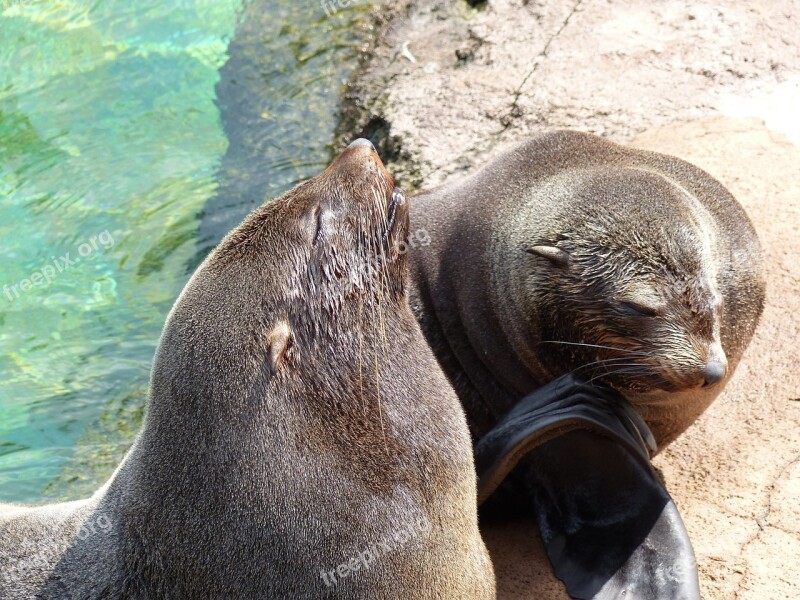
top-left (0, 0), bottom-right (370, 503)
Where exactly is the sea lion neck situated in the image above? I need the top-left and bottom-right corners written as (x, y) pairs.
top-left (409, 180), bottom-right (541, 433)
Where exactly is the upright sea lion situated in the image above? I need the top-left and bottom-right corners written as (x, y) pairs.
top-left (408, 130), bottom-right (765, 599)
top-left (0, 139), bottom-right (495, 599)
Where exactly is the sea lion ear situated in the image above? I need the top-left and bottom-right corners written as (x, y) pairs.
top-left (528, 245), bottom-right (571, 268)
top-left (267, 321), bottom-right (293, 372)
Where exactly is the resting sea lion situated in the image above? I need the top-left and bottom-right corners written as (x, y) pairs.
top-left (408, 130), bottom-right (765, 599)
top-left (0, 139), bottom-right (495, 599)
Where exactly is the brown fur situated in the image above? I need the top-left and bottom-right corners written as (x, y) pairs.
top-left (0, 143), bottom-right (495, 599)
top-left (409, 130), bottom-right (765, 449)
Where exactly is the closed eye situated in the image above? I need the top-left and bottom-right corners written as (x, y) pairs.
top-left (620, 301), bottom-right (660, 317)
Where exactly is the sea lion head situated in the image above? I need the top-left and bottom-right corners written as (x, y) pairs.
top-left (230, 138), bottom-right (410, 374)
top-left (158, 138), bottom-right (411, 422)
top-left (527, 168), bottom-right (727, 395)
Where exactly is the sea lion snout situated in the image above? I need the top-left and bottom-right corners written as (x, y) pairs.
top-left (323, 139), bottom-right (400, 224)
top-left (304, 138), bottom-right (404, 241)
top-left (327, 137), bottom-right (394, 188)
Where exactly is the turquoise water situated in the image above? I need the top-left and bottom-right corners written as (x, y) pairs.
top-left (0, 0), bottom-right (369, 503)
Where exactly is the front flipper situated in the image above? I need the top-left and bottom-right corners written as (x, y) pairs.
top-left (525, 431), bottom-right (699, 599)
top-left (475, 375), bottom-right (699, 600)
top-left (474, 374), bottom-right (655, 504)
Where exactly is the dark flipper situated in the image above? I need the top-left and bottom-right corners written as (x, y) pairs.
top-left (525, 431), bottom-right (699, 599)
top-left (475, 374), bottom-right (699, 600)
top-left (475, 374), bottom-right (656, 504)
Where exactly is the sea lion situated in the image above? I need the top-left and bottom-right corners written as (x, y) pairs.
top-left (408, 130), bottom-right (765, 599)
top-left (0, 139), bottom-right (495, 599)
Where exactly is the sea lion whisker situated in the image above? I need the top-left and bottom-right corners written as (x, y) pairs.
top-left (582, 357), bottom-right (648, 369)
top-left (373, 346), bottom-right (389, 457)
top-left (358, 300), bottom-right (366, 415)
top-left (564, 357), bottom-right (648, 378)
top-left (603, 365), bottom-right (655, 373)
top-left (586, 372), bottom-right (618, 385)
top-left (539, 340), bottom-right (654, 357)
top-left (371, 185), bottom-right (388, 234)
top-left (587, 368), bottom-right (655, 385)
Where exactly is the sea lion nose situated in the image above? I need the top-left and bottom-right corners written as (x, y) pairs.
top-left (702, 360), bottom-right (727, 387)
top-left (348, 138), bottom-right (375, 151)
top-left (329, 137), bottom-right (393, 188)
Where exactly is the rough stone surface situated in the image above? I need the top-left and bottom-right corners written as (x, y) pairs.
top-left (340, 0), bottom-right (800, 186)
top-left (342, 1), bottom-right (800, 598)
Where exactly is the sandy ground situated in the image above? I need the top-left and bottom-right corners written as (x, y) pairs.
top-left (341, 1), bottom-right (800, 598)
